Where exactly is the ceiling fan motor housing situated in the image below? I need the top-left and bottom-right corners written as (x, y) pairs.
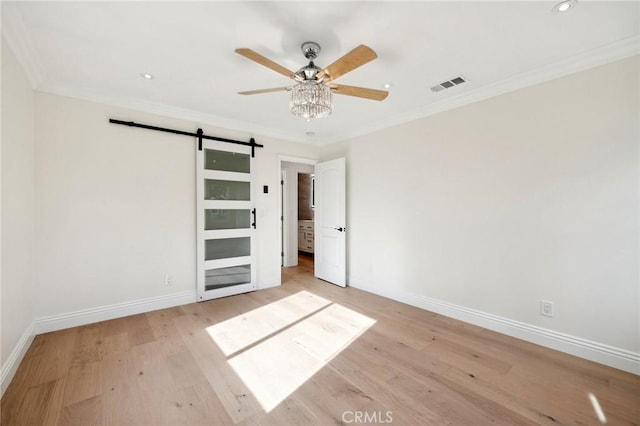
top-left (296, 62), bottom-right (322, 81)
top-left (301, 41), bottom-right (321, 60)
top-left (295, 42), bottom-right (324, 81)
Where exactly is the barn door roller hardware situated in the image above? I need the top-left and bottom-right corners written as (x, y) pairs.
top-left (109, 119), bottom-right (264, 157)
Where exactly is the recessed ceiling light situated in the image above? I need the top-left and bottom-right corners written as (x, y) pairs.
top-left (553, 0), bottom-right (577, 13)
top-left (141, 73), bottom-right (154, 80)
top-left (383, 83), bottom-right (391, 89)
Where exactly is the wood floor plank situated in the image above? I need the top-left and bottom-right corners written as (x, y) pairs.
top-left (240, 395), bottom-right (323, 426)
top-left (128, 340), bottom-right (193, 425)
top-left (17, 328), bottom-right (78, 388)
top-left (173, 313), bottom-right (264, 423)
top-left (289, 366), bottom-right (373, 425)
top-left (388, 370), bottom-right (535, 425)
top-left (145, 306), bottom-right (186, 344)
top-left (97, 330), bottom-right (129, 360)
top-left (367, 315), bottom-right (431, 351)
top-left (70, 323), bottom-right (103, 367)
top-left (102, 380), bottom-right (147, 425)
top-left (178, 380), bottom-right (234, 426)
top-left (421, 335), bottom-right (513, 376)
top-left (10, 379), bottom-right (60, 425)
top-left (62, 360), bottom-right (103, 407)
top-left (126, 313), bottom-right (156, 348)
top-left (41, 376), bottom-right (67, 426)
top-left (2, 254), bottom-right (638, 425)
top-left (442, 361), bottom-right (562, 425)
top-left (329, 350), bottom-right (444, 425)
top-left (165, 349), bottom-right (205, 390)
top-left (59, 395), bottom-right (103, 426)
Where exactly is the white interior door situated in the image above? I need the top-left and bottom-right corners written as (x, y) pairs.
top-left (314, 157), bottom-right (346, 286)
top-left (196, 141), bottom-right (256, 301)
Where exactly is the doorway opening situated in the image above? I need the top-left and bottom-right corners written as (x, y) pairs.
top-left (279, 158), bottom-right (316, 273)
top-left (297, 171), bottom-right (315, 266)
top-left (279, 155), bottom-right (346, 287)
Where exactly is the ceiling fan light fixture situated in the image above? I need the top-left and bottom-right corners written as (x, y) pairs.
top-left (290, 81), bottom-right (333, 120)
top-left (235, 42), bottom-right (385, 118)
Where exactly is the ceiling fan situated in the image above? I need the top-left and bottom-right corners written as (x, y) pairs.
top-left (235, 42), bottom-right (388, 119)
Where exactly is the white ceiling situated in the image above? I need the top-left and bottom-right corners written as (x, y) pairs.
top-left (3, 1), bottom-right (639, 145)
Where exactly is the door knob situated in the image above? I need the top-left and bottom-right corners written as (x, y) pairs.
top-left (334, 227), bottom-right (344, 232)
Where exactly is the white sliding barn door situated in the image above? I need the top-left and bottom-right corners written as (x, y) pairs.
top-left (196, 140), bottom-right (256, 301)
top-left (314, 158), bottom-right (346, 287)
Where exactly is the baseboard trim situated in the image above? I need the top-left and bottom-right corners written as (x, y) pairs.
top-left (349, 282), bottom-right (639, 375)
top-left (2, 291), bottom-right (197, 396)
top-left (34, 290), bottom-right (197, 334)
top-left (1, 321), bottom-right (36, 397)
top-left (258, 281), bottom-right (281, 291)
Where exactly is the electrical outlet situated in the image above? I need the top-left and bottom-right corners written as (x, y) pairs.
top-left (164, 274), bottom-right (173, 286)
top-left (540, 300), bottom-right (554, 317)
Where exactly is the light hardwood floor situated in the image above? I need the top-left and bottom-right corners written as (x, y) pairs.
top-left (2, 254), bottom-right (638, 425)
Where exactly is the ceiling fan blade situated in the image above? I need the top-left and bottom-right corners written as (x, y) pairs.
top-left (238, 87), bottom-right (290, 95)
top-left (317, 45), bottom-right (378, 82)
top-left (235, 48), bottom-right (295, 79)
top-left (330, 84), bottom-right (388, 101)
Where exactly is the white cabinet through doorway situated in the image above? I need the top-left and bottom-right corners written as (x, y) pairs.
top-left (298, 220), bottom-right (314, 253)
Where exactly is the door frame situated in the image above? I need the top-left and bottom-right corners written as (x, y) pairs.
top-left (278, 155), bottom-right (317, 268)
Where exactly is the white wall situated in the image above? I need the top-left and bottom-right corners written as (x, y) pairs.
top-left (1, 38), bottom-right (36, 391)
top-left (34, 93), bottom-right (319, 320)
top-left (323, 56), bottom-right (639, 370)
top-left (35, 94), bottom-right (198, 318)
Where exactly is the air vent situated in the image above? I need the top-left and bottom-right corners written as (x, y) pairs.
top-left (430, 76), bottom-right (467, 92)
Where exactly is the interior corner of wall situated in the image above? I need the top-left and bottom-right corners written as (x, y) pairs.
top-left (0, 320), bottom-right (36, 398)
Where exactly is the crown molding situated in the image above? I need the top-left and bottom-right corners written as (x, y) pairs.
top-left (6, 0), bottom-right (637, 147)
top-left (40, 81), bottom-right (310, 145)
top-left (44, 34), bottom-right (639, 146)
top-left (329, 35), bottom-right (640, 145)
top-left (1, 2), bottom-right (47, 88)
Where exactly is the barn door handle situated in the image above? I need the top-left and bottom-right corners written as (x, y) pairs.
top-left (251, 208), bottom-right (257, 229)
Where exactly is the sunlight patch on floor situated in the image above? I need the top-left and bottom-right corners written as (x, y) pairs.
top-left (207, 292), bottom-right (375, 412)
top-left (206, 291), bottom-right (331, 356)
top-left (588, 392), bottom-right (607, 424)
